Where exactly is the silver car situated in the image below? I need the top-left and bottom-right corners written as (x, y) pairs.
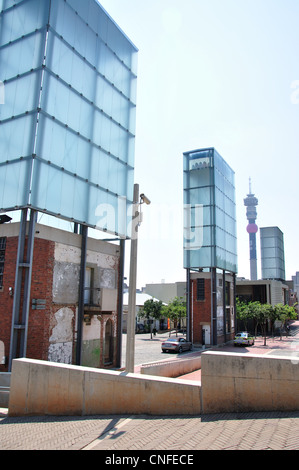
top-left (234, 332), bottom-right (255, 346)
top-left (161, 337), bottom-right (193, 353)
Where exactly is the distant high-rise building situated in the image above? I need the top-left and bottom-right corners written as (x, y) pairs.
top-left (244, 179), bottom-right (258, 280)
top-left (260, 227), bottom-right (285, 281)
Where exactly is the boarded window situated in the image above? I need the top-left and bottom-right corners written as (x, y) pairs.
top-left (196, 278), bottom-right (205, 301)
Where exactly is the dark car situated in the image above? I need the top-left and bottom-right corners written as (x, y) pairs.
top-left (234, 332), bottom-right (254, 346)
top-left (161, 337), bottom-right (192, 354)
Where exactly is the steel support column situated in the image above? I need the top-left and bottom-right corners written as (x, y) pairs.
top-left (9, 209), bottom-right (37, 371)
top-left (233, 272), bottom-right (237, 334)
top-left (126, 184), bottom-right (139, 373)
top-left (211, 268), bottom-right (217, 346)
top-left (186, 268), bottom-right (191, 343)
top-left (116, 238), bottom-right (125, 369)
top-left (76, 224), bottom-right (88, 366)
top-left (223, 270), bottom-right (226, 343)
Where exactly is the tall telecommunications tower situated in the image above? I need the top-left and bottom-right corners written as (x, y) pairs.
top-left (244, 178), bottom-right (258, 280)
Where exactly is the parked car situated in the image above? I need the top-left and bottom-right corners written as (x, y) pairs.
top-left (234, 332), bottom-right (255, 346)
top-left (136, 323), bottom-right (145, 334)
top-left (161, 337), bottom-right (192, 353)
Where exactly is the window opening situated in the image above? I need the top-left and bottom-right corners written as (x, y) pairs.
top-left (196, 278), bottom-right (205, 300)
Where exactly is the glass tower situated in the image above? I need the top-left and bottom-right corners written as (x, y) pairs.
top-left (183, 148), bottom-right (237, 274)
top-left (0, 0), bottom-right (138, 237)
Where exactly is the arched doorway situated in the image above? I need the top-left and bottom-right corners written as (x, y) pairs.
top-left (104, 319), bottom-right (113, 365)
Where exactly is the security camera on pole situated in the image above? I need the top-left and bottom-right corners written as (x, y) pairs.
top-left (126, 184), bottom-right (150, 373)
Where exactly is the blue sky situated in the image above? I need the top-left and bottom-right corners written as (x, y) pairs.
top-left (99, 0), bottom-right (299, 288)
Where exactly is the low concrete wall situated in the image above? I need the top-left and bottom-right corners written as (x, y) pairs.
top-left (10, 352), bottom-right (299, 417)
top-left (140, 356), bottom-right (201, 378)
top-left (0, 372), bottom-right (11, 408)
top-left (0, 372), bottom-right (11, 387)
top-left (201, 351), bottom-right (299, 413)
top-left (8, 358), bottom-right (201, 417)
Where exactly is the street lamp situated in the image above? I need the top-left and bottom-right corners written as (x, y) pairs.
top-left (125, 184), bottom-right (150, 373)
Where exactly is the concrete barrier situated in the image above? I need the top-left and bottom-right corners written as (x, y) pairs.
top-left (8, 358), bottom-right (201, 417)
top-left (201, 351), bottom-right (299, 413)
top-left (10, 352), bottom-right (299, 417)
top-left (0, 372), bottom-right (11, 408)
top-left (140, 355), bottom-right (201, 378)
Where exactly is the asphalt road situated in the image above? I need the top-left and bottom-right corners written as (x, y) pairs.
top-left (121, 331), bottom-right (196, 369)
top-left (121, 322), bottom-right (299, 370)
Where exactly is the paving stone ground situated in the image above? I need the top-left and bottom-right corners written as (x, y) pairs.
top-left (2, 410), bottom-right (299, 450)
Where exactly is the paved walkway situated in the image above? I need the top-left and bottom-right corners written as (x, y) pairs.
top-left (1, 408), bottom-right (299, 450)
top-left (1, 322), bottom-right (299, 451)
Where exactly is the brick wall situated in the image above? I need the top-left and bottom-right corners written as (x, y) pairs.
top-left (191, 278), bottom-right (211, 344)
top-left (0, 236), bottom-right (17, 370)
top-left (0, 237), bottom-right (56, 371)
top-left (28, 238), bottom-right (55, 361)
top-left (0, 229), bottom-right (120, 371)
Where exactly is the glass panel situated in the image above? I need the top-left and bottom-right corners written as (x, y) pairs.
top-left (215, 188), bottom-right (224, 211)
top-left (0, 113), bottom-right (36, 160)
top-left (30, 159), bottom-right (89, 222)
top-left (224, 214), bottom-right (236, 236)
top-left (184, 246), bottom-right (212, 269)
top-left (0, 159), bottom-right (30, 208)
top-left (0, 30), bottom-right (45, 80)
top-left (184, 205), bottom-right (211, 226)
top-left (0, 1), bottom-right (25, 12)
top-left (0, 71), bottom-right (41, 119)
top-left (92, 187), bottom-right (129, 235)
top-left (224, 196), bottom-right (235, 217)
top-left (188, 187), bottom-right (212, 206)
top-left (188, 167), bottom-right (211, 188)
top-left (0, 0), bottom-right (49, 44)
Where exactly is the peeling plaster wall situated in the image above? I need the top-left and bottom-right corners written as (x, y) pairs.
top-left (53, 262), bottom-right (80, 304)
top-left (50, 236), bottom-right (119, 368)
top-left (48, 308), bottom-right (74, 364)
top-left (52, 242), bottom-right (118, 305)
top-left (82, 315), bottom-right (102, 368)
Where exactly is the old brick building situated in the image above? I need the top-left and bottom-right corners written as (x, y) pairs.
top-left (189, 271), bottom-right (236, 346)
top-left (0, 222), bottom-right (122, 372)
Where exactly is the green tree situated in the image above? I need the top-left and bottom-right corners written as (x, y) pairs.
top-left (161, 297), bottom-right (186, 336)
top-left (257, 303), bottom-right (274, 345)
top-left (236, 298), bottom-right (251, 331)
top-left (138, 298), bottom-right (163, 338)
top-left (274, 303), bottom-right (297, 339)
top-left (237, 299), bottom-right (297, 344)
top-left (267, 303), bottom-right (279, 338)
top-left (246, 301), bottom-right (264, 339)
